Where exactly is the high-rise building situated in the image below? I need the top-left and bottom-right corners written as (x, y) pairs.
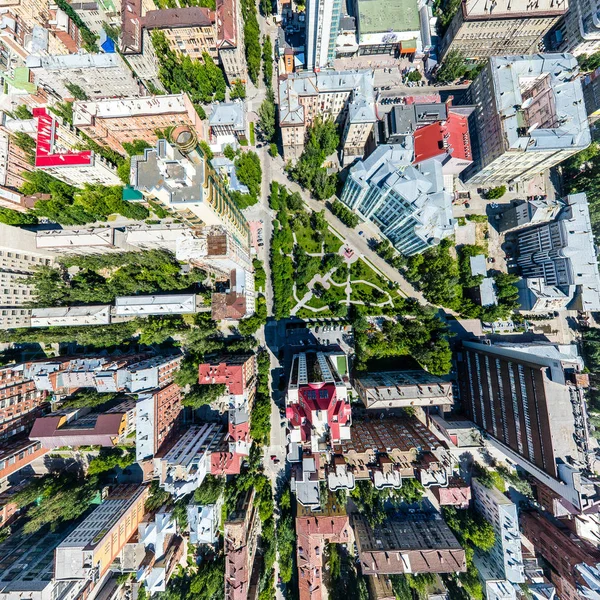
top-left (457, 341), bottom-right (597, 512)
top-left (0, 437), bottom-right (46, 489)
top-left (305, 0), bottom-right (342, 69)
top-left (460, 54), bottom-right (590, 185)
top-left (215, 0), bottom-right (246, 84)
top-left (129, 129), bottom-right (251, 250)
top-left (515, 193), bottom-right (600, 313)
top-left (439, 0), bottom-right (567, 61)
top-left (340, 145), bottom-right (454, 255)
top-left (472, 479), bottom-right (524, 600)
top-left (552, 0), bottom-right (600, 56)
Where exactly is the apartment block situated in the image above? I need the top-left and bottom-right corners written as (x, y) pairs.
top-left (0, 129), bottom-right (34, 191)
top-left (143, 7), bottom-right (217, 60)
top-left (340, 144), bottom-right (454, 256)
top-left (515, 193), bottom-right (600, 313)
top-left (54, 484), bottom-right (149, 581)
top-left (295, 497), bottom-right (351, 600)
top-left (29, 401), bottom-right (136, 448)
top-left (552, 0), bottom-right (600, 55)
top-left (278, 70), bottom-right (376, 163)
top-left (457, 341), bottom-right (597, 512)
top-left (129, 132), bottom-right (251, 250)
top-left (460, 54), bottom-right (590, 184)
top-left (32, 107), bottom-right (121, 187)
top-left (136, 382), bottom-right (182, 462)
top-left (26, 52), bottom-right (141, 100)
top-left (353, 370), bottom-right (453, 410)
top-left (216, 0), bottom-right (246, 84)
top-left (353, 512), bottom-right (466, 575)
top-left (439, 0), bottom-right (567, 61)
top-left (305, 0), bottom-right (343, 69)
top-left (224, 489), bottom-right (261, 600)
top-left (67, 0), bottom-right (121, 37)
top-left (0, 437), bottom-right (46, 487)
top-left (211, 267), bottom-right (255, 321)
top-left (472, 479), bottom-right (524, 600)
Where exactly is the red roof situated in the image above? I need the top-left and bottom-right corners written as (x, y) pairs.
top-left (413, 111), bottom-right (472, 165)
top-left (229, 420), bottom-right (249, 442)
top-left (216, 0), bottom-right (236, 47)
top-left (210, 451), bottom-right (242, 475)
top-left (33, 107), bottom-right (93, 168)
top-left (198, 361), bottom-right (245, 395)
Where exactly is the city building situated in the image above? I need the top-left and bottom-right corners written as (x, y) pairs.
top-left (54, 485), bottom-right (149, 581)
top-left (36, 227), bottom-right (127, 254)
top-left (136, 382), bottom-right (182, 462)
top-left (472, 478), bottom-right (524, 600)
top-left (439, 0), bottom-right (567, 61)
top-left (128, 130), bottom-right (251, 249)
top-left (521, 510), bottom-right (600, 600)
top-left (340, 144), bottom-right (455, 256)
top-left (67, 0), bottom-right (121, 37)
top-left (224, 489), bottom-right (261, 600)
top-left (115, 294), bottom-right (198, 317)
top-left (143, 7), bottom-right (217, 60)
top-left (0, 437), bottom-right (46, 488)
top-left (30, 305), bottom-right (112, 328)
top-left (353, 0), bottom-right (422, 56)
top-left (305, 0), bottom-right (343, 69)
top-left (278, 70), bottom-right (376, 164)
top-left (188, 500), bottom-right (222, 544)
top-left (156, 423), bottom-right (225, 498)
top-left (73, 94), bottom-right (203, 156)
top-left (26, 52), bottom-right (142, 100)
top-left (0, 128), bottom-right (34, 191)
top-left (431, 476), bottom-right (472, 509)
top-left (329, 416), bottom-right (453, 491)
top-left (461, 54), bottom-right (591, 184)
top-left (215, 0), bottom-right (246, 84)
top-left (498, 197), bottom-right (563, 233)
top-left (286, 351), bottom-right (351, 453)
top-left (295, 496), bottom-right (352, 600)
top-left (353, 370), bottom-right (453, 410)
top-left (120, 0), bottom-right (163, 89)
top-left (211, 267), bottom-right (256, 321)
top-left (0, 362), bottom-right (49, 441)
top-left (514, 193), bottom-right (600, 313)
top-left (208, 102), bottom-right (246, 141)
top-left (29, 401), bottom-right (136, 448)
top-left (0, 522), bottom-right (88, 600)
top-left (32, 107), bottom-right (121, 187)
top-left (551, 0), bottom-right (600, 56)
top-left (353, 512), bottom-right (466, 575)
top-left (457, 341), bottom-right (597, 513)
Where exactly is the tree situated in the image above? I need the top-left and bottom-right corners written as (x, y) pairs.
top-left (406, 70), bottom-right (422, 82)
top-left (331, 200), bottom-right (359, 227)
top-left (436, 49), bottom-right (468, 83)
top-left (258, 88), bottom-right (276, 141)
top-left (145, 480), bottom-right (172, 512)
top-left (241, 0), bottom-right (261, 84)
top-left (578, 51), bottom-right (600, 72)
top-left (181, 383), bottom-right (227, 408)
top-left (13, 104), bottom-right (32, 119)
top-left (11, 131), bottom-right (36, 163)
top-left (61, 389), bottom-right (118, 410)
top-left (174, 356), bottom-right (201, 387)
top-left (87, 447), bottom-right (136, 475)
top-left (486, 185), bottom-right (506, 199)
top-left (269, 142), bottom-right (278, 157)
top-left (66, 82), bottom-right (88, 101)
top-left (0, 207), bottom-right (38, 226)
top-left (262, 35), bottom-right (273, 86)
top-left (230, 79), bottom-right (246, 100)
top-left (238, 295), bottom-right (267, 335)
top-left (55, 0), bottom-right (98, 50)
top-left (223, 144), bottom-right (236, 160)
top-left (194, 475), bottom-right (224, 505)
top-left (235, 150), bottom-right (262, 200)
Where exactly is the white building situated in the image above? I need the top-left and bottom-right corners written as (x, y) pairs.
top-left (553, 0), bottom-right (600, 56)
top-left (461, 54), bottom-right (591, 184)
top-left (472, 479), bottom-right (524, 600)
top-left (26, 53), bottom-right (141, 100)
top-left (30, 306), bottom-right (112, 328)
top-left (114, 294), bottom-right (198, 317)
top-left (305, 0), bottom-right (343, 69)
top-left (340, 144), bottom-right (455, 255)
top-left (187, 500), bottom-right (222, 545)
top-left (156, 423), bottom-right (225, 498)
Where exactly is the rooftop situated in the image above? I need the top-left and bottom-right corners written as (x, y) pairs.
top-left (356, 0), bottom-right (420, 34)
top-left (114, 293), bottom-right (197, 316)
top-left (461, 0), bottom-right (567, 19)
top-left (208, 102), bottom-right (245, 129)
top-left (143, 7), bottom-right (215, 29)
top-left (27, 52), bottom-right (126, 70)
top-left (30, 305), bottom-right (112, 327)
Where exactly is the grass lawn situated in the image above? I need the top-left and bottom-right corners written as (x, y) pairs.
top-left (330, 265), bottom-right (349, 285)
top-left (350, 258), bottom-right (390, 289)
top-left (294, 223), bottom-right (323, 253)
top-left (323, 229), bottom-right (343, 253)
top-left (350, 282), bottom-right (389, 304)
top-left (296, 307), bottom-right (333, 319)
top-left (306, 295), bottom-right (330, 309)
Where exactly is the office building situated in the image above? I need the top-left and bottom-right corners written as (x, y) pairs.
top-left (458, 341), bottom-right (596, 512)
top-left (439, 0), bottom-right (567, 61)
top-left (215, 0), bottom-right (246, 84)
top-left (156, 423), bottom-right (225, 498)
top-left (552, 0), bottom-right (600, 56)
top-left (73, 94), bottom-right (203, 156)
top-left (340, 144), bottom-right (454, 256)
top-left (0, 437), bottom-right (46, 487)
top-left (353, 370), bottom-right (453, 410)
top-left (54, 485), bottom-right (148, 581)
top-left (128, 131), bottom-right (251, 249)
top-left (32, 108), bottom-right (121, 187)
top-left (305, 0), bottom-right (343, 69)
top-left (26, 52), bottom-right (141, 100)
top-left (329, 416), bottom-right (453, 490)
top-left (224, 489), bottom-right (261, 600)
top-left (515, 193), bottom-right (600, 313)
top-left (143, 7), bottom-right (217, 60)
top-left (295, 497), bottom-right (351, 600)
top-left (286, 351), bottom-right (351, 453)
top-left (498, 197), bottom-right (563, 233)
top-left (278, 70), bottom-right (376, 163)
top-left (120, 0), bottom-right (162, 89)
top-left (521, 511), bottom-right (600, 600)
top-left (353, 513), bottom-right (466, 575)
top-left (353, 0), bottom-right (422, 56)
top-left (136, 382), bottom-right (182, 461)
top-left (29, 401), bottom-right (136, 448)
top-left (472, 479), bottom-right (524, 600)
top-left (461, 54), bottom-right (591, 184)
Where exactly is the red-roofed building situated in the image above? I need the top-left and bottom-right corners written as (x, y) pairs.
top-left (431, 477), bottom-right (472, 509)
top-left (216, 0), bottom-right (246, 84)
top-left (413, 110), bottom-right (473, 175)
top-left (286, 352), bottom-right (351, 453)
top-left (32, 107), bottom-right (121, 187)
